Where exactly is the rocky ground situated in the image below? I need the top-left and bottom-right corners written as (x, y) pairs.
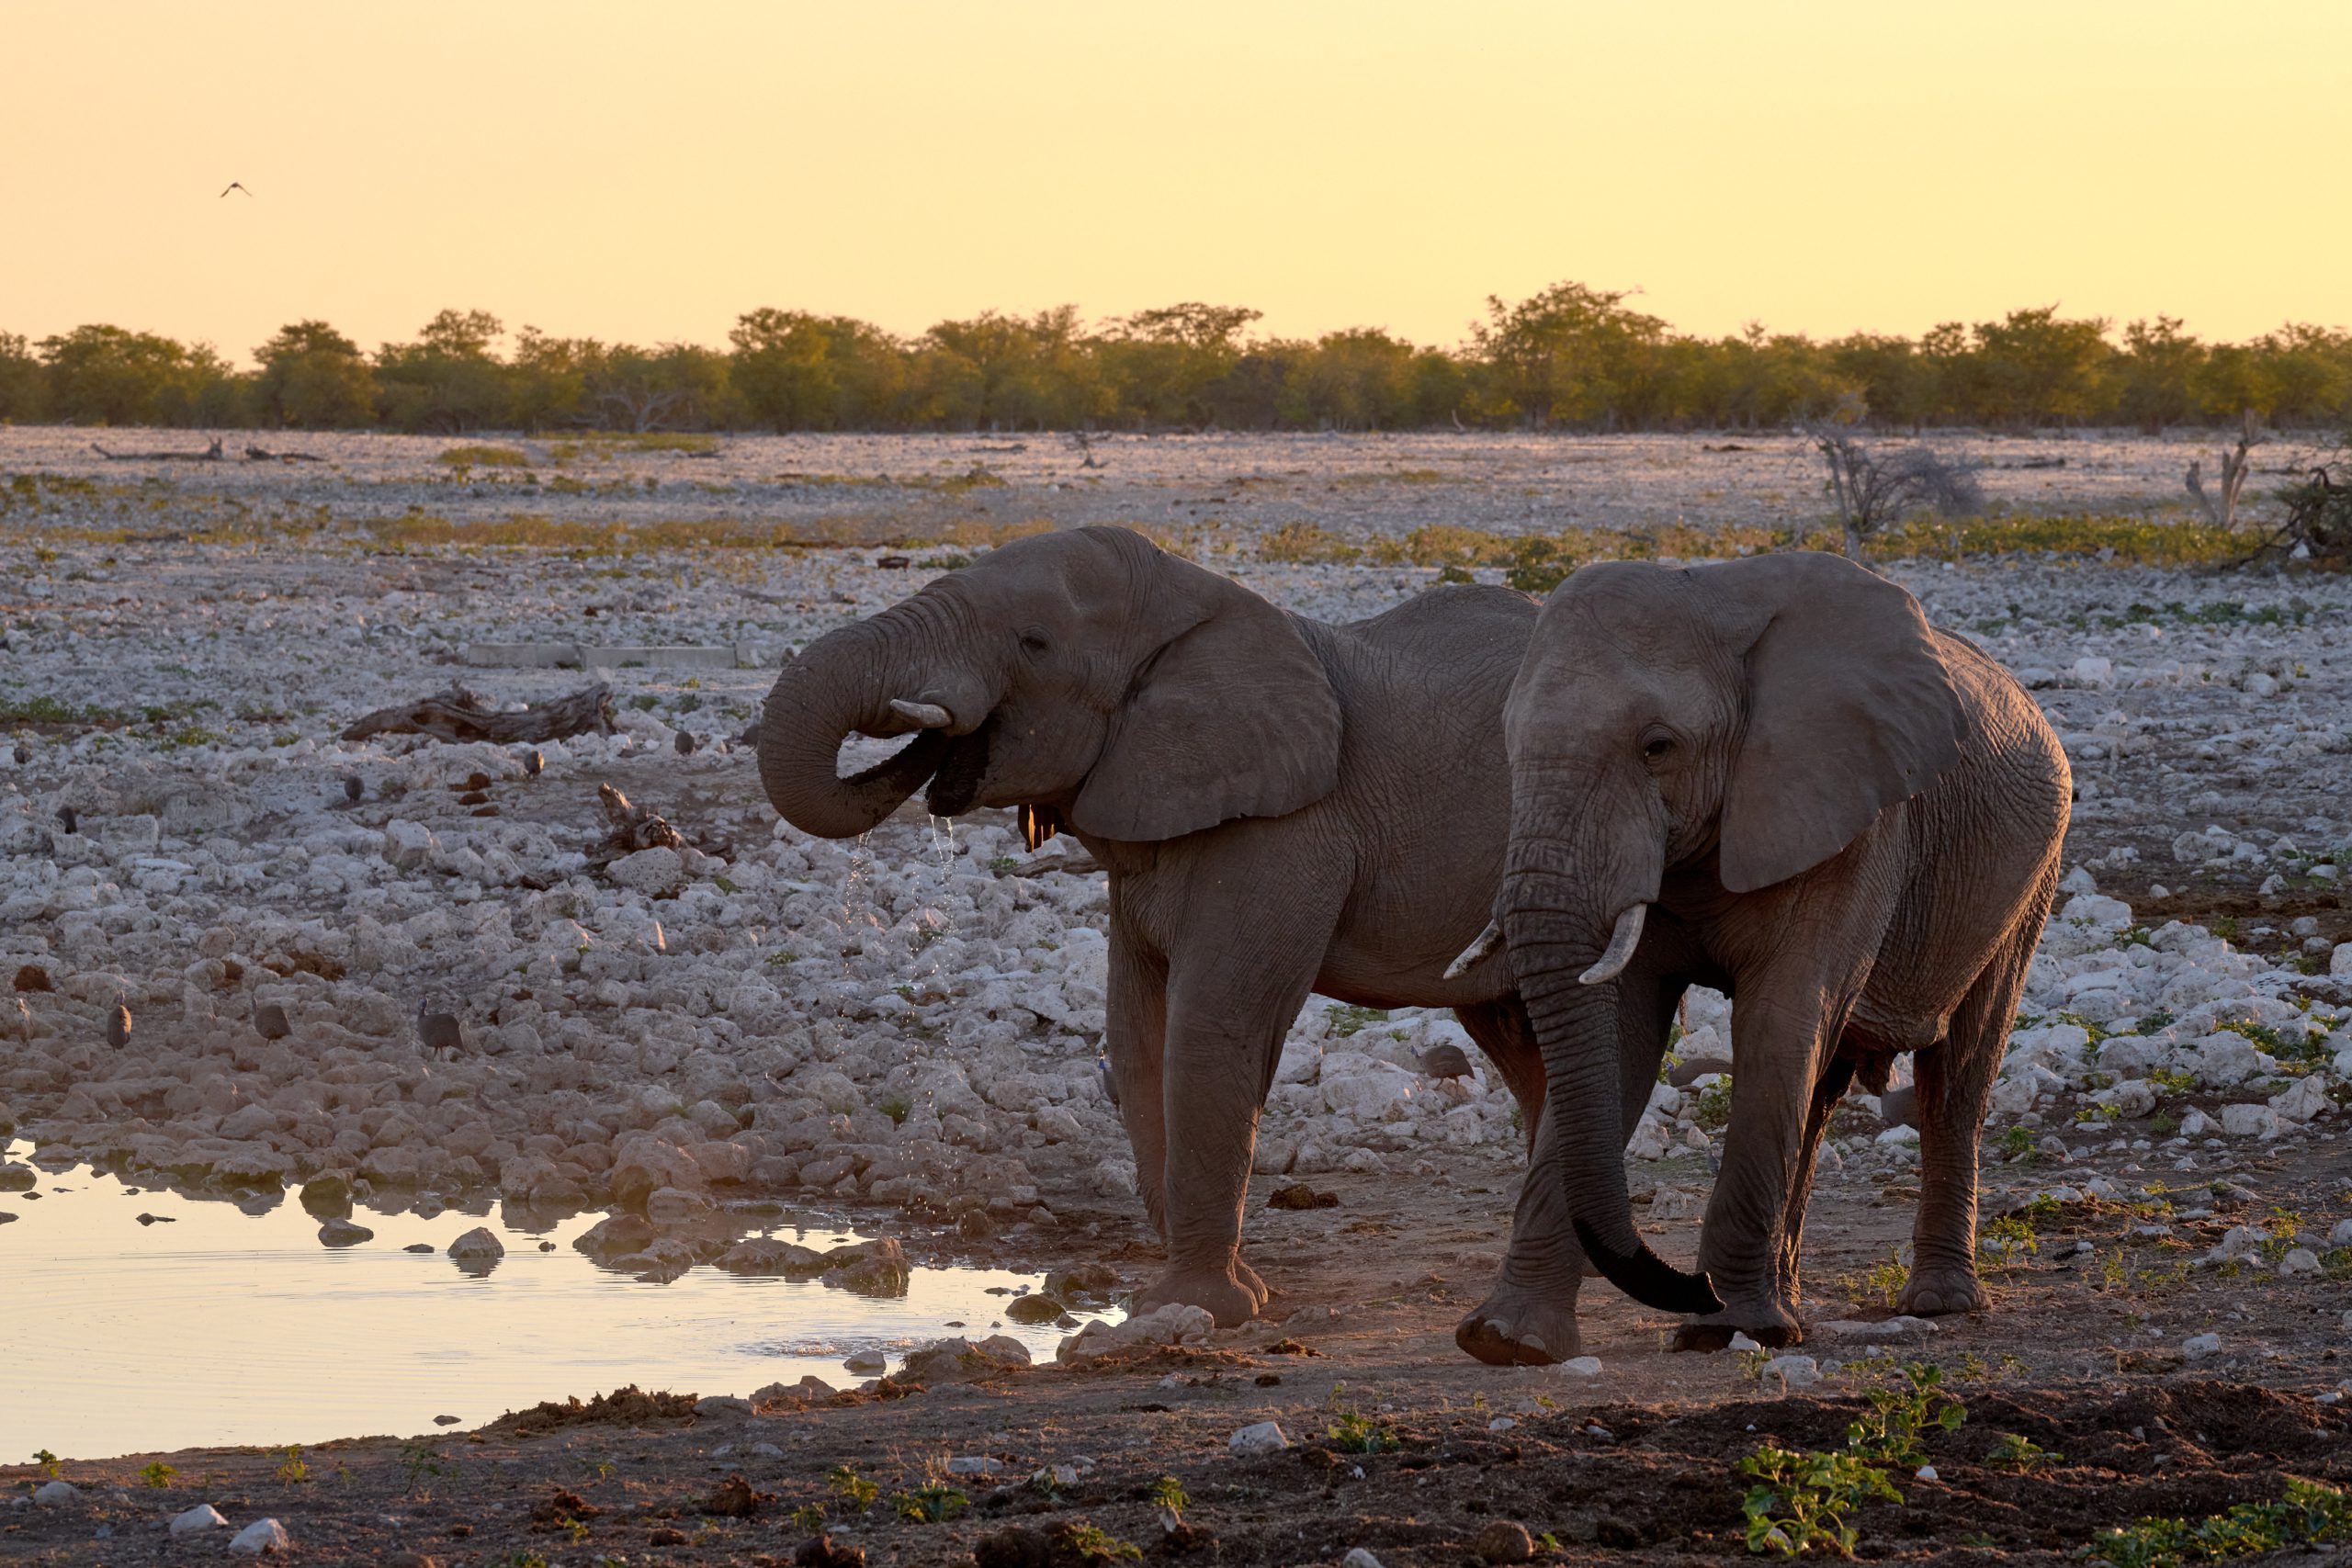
top-left (4, 429), bottom-right (2350, 1563)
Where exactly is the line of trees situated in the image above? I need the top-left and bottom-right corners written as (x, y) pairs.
top-left (3, 285), bottom-right (2347, 435)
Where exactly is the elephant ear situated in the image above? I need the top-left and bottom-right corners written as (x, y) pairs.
top-left (1071, 558), bottom-right (1341, 842)
top-left (1703, 552), bottom-right (1966, 894)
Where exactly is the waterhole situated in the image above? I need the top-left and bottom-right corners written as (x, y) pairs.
top-left (0, 1138), bottom-right (1109, 1458)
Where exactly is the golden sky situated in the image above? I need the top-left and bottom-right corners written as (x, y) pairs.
top-left (6, 0), bottom-right (2346, 365)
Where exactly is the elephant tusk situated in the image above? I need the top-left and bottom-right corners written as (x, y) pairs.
top-left (888, 698), bottom-right (953, 728)
top-left (1442, 919), bottom-right (1504, 981)
top-left (1578, 903), bottom-right (1648, 986)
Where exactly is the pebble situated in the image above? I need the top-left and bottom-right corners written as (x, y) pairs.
top-left (842, 1350), bottom-right (888, 1375)
top-left (1915, 1465), bottom-right (1939, 1482)
top-left (170, 1504), bottom-right (230, 1537)
top-left (1228, 1420), bottom-right (1289, 1457)
top-left (2182, 1333), bottom-right (2223, 1361)
top-left (1555, 1356), bottom-right (1604, 1377)
top-left (229, 1517), bottom-right (290, 1555)
top-left (1814, 1317), bottom-right (1936, 1343)
top-left (1764, 1355), bottom-right (1822, 1388)
top-left (32, 1481), bottom-right (77, 1506)
top-left (318, 1218), bottom-right (374, 1247)
top-left (1343, 1551), bottom-right (1385, 1568)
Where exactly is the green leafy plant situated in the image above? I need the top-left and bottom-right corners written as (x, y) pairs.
top-left (1325, 1382), bottom-right (1399, 1453)
top-left (1846, 1247), bottom-right (1909, 1307)
top-left (1149, 1474), bottom-right (1190, 1523)
top-left (1997, 1124), bottom-right (2039, 1163)
top-left (826, 1463), bottom-right (879, 1512)
top-left (1980, 1213), bottom-right (2041, 1265)
top-left (1844, 1362), bottom-right (1965, 1467)
top-left (789, 1502), bottom-right (825, 1529)
top-left (275, 1445), bottom-right (309, 1484)
top-left (138, 1461), bottom-right (177, 1489)
top-left (30, 1450), bottom-right (59, 1480)
top-left (401, 1440), bottom-right (453, 1496)
top-left (1738, 1445), bottom-right (1902, 1558)
top-left (1985, 1432), bottom-right (2062, 1472)
top-left (1053, 1522), bottom-right (1143, 1562)
top-left (893, 1483), bottom-right (970, 1522)
top-left (2090, 1478), bottom-right (2352, 1566)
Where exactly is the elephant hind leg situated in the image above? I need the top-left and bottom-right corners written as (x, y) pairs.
top-left (1901, 911), bottom-right (2042, 1317)
top-left (1453, 996), bottom-right (1545, 1156)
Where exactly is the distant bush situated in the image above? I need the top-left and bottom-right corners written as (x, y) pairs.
top-left (6, 288), bottom-right (2350, 434)
top-left (436, 444), bottom-right (531, 468)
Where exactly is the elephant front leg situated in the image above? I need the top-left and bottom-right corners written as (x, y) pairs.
top-left (1680, 987), bottom-right (1866, 1349)
top-left (1103, 935), bottom-right (1170, 1241)
top-left (1456, 979), bottom-right (1678, 1366)
top-left (1125, 924), bottom-right (1328, 1329)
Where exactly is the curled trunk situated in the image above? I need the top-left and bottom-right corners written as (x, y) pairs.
top-left (755, 615), bottom-right (950, 839)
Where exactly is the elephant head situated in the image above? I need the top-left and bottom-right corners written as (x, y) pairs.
top-left (1466, 550), bottom-right (1965, 1313)
top-left (755, 525), bottom-right (1344, 845)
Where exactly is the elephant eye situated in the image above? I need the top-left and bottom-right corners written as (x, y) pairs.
top-left (1018, 631), bottom-right (1051, 658)
top-left (1641, 730), bottom-right (1676, 761)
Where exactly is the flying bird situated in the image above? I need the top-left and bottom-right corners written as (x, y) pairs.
top-left (220, 182), bottom-right (254, 198)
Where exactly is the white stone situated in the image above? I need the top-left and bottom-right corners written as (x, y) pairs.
top-left (32, 1481), bottom-right (78, 1506)
top-left (2333, 942), bottom-right (2352, 978)
top-left (1057, 1303), bottom-right (1214, 1363)
top-left (1343, 1551), bottom-right (1385, 1568)
top-left (1764, 1355), bottom-right (1822, 1388)
top-left (170, 1504), bottom-right (230, 1537)
top-left (2279, 1248), bottom-right (2324, 1278)
top-left (2270, 1076), bottom-right (2331, 1123)
top-left (2181, 1333), bottom-right (2222, 1361)
top-left (1556, 1356), bottom-right (1604, 1377)
top-left (1915, 1464), bottom-right (1939, 1482)
top-left (229, 1517), bottom-right (290, 1555)
top-left (1815, 1316), bottom-right (1936, 1343)
top-left (1228, 1420), bottom-right (1289, 1457)
top-left (2218, 1103), bottom-right (2281, 1140)
top-left (609, 847), bottom-right (687, 897)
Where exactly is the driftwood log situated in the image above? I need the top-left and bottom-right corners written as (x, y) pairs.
top-left (92, 437), bottom-right (224, 461)
top-left (341, 682), bottom-right (615, 744)
top-left (244, 446), bottom-right (325, 463)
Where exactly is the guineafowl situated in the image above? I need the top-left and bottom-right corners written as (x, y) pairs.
top-left (105, 994), bottom-right (131, 1050)
top-left (415, 999), bottom-right (464, 1059)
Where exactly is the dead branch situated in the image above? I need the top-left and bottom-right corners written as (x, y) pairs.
top-left (91, 437), bottom-right (224, 462)
top-left (341, 682), bottom-right (616, 744)
top-left (595, 783), bottom-right (684, 852)
top-left (243, 446), bottom-right (325, 463)
top-left (2187, 412), bottom-right (2262, 528)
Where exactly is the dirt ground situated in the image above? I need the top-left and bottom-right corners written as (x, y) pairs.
top-left (6, 429), bottom-right (2351, 1565)
top-left (6, 1122), bottom-right (2348, 1566)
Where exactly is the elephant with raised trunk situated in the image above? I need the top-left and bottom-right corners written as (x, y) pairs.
top-left (756, 525), bottom-right (1642, 1330)
top-left (1451, 551), bottom-right (2068, 1361)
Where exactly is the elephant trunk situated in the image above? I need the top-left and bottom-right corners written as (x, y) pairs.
top-left (1504, 829), bottom-right (1722, 1316)
top-left (755, 607), bottom-right (960, 840)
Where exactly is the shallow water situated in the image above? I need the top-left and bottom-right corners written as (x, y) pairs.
top-left (0, 1139), bottom-right (1105, 1459)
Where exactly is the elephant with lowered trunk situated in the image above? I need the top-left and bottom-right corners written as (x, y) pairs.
top-left (755, 525), bottom-right (1658, 1331)
top-left (1451, 551), bottom-right (2069, 1361)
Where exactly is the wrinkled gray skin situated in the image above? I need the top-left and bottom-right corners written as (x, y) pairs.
top-left (757, 526), bottom-right (1637, 1334)
top-left (1455, 552), bottom-right (2069, 1362)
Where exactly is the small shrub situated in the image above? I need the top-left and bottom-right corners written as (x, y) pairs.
top-left (826, 1464), bottom-right (878, 1512)
top-left (892, 1483), bottom-right (969, 1522)
top-left (139, 1461), bottom-right (177, 1489)
top-left (1738, 1445), bottom-right (1901, 1558)
top-left (437, 444), bottom-right (531, 469)
top-left (1985, 1432), bottom-right (2063, 1472)
top-left (275, 1445), bottom-right (309, 1484)
top-left (1844, 1362), bottom-right (1965, 1467)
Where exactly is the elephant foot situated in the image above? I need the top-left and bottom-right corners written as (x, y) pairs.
top-left (1673, 1298), bottom-right (1802, 1352)
top-left (1133, 1258), bottom-right (1265, 1328)
top-left (1898, 1264), bottom-right (1986, 1316)
top-left (1454, 1287), bottom-right (1581, 1367)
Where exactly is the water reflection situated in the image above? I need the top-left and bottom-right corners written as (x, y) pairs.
top-left (0, 1138), bottom-right (1106, 1459)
